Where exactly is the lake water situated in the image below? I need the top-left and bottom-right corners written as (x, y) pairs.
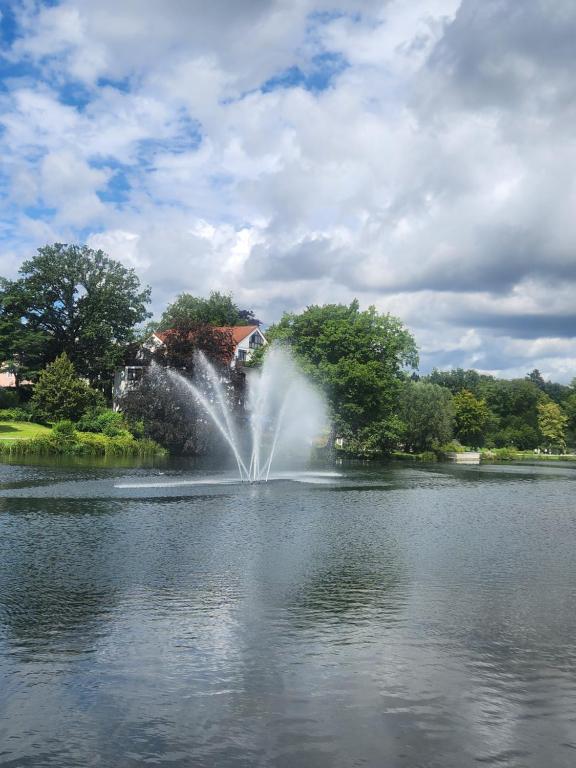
top-left (1, 460), bottom-right (576, 767)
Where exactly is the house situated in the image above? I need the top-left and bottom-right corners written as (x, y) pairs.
top-left (113, 325), bottom-right (267, 405)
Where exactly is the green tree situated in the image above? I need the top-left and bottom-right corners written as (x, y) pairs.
top-left (453, 389), bottom-right (492, 446)
top-left (427, 367), bottom-right (489, 397)
top-left (159, 291), bottom-right (259, 330)
top-left (0, 243), bottom-right (151, 390)
top-left (399, 382), bottom-right (454, 452)
top-left (265, 300), bottom-right (418, 452)
top-left (564, 393), bottom-right (576, 440)
top-left (31, 353), bottom-right (103, 423)
top-left (537, 401), bottom-right (567, 451)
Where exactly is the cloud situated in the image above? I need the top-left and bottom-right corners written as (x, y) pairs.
top-left (1, 0), bottom-right (575, 380)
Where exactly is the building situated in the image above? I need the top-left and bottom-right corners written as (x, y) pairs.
top-left (113, 325), bottom-right (267, 405)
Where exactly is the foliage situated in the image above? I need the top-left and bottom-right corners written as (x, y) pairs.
top-left (0, 388), bottom-right (20, 408)
top-left (562, 393), bottom-right (576, 441)
top-left (525, 369), bottom-right (571, 404)
top-left (31, 353), bottom-right (103, 423)
top-left (77, 407), bottom-right (129, 437)
top-left (427, 368), bottom-right (488, 397)
top-left (0, 408), bottom-right (32, 422)
top-left (342, 416), bottom-right (406, 458)
top-left (266, 300), bottom-right (418, 453)
top-left (453, 389), bottom-right (492, 446)
top-left (0, 430), bottom-right (164, 457)
top-left (152, 322), bottom-right (236, 372)
top-left (0, 243), bottom-right (151, 389)
top-left (159, 291), bottom-right (259, 330)
top-left (439, 440), bottom-right (467, 453)
top-left (537, 401), bottom-right (567, 450)
top-left (488, 418), bottom-right (540, 449)
top-left (399, 382), bottom-right (454, 452)
top-left (481, 447), bottom-right (518, 462)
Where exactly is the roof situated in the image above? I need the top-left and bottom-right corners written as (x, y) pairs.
top-left (153, 325), bottom-right (263, 346)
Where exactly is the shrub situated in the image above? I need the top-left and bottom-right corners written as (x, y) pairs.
top-left (0, 407), bottom-right (33, 422)
top-left (0, 388), bottom-right (20, 408)
top-left (77, 408), bottom-right (128, 437)
top-left (31, 353), bottom-right (103, 423)
top-left (52, 420), bottom-right (77, 443)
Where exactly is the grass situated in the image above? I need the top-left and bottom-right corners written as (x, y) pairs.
top-left (0, 421), bottom-right (52, 440)
top-left (0, 420), bottom-right (165, 457)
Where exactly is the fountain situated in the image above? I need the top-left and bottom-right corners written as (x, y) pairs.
top-left (166, 346), bottom-right (327, 482)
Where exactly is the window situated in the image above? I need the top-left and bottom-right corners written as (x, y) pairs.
top-left (126, 367), bottom-right (143, 382)
top-left (237, 349), bottom-right (248, 362)
top-left (249, 333), bottom-right (263, 349)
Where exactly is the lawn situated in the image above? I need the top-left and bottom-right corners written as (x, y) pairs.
top-left (0, 421), bottom-right (51, 440)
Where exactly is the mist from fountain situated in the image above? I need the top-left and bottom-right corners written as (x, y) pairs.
top-left (167, 347), bottom-right (327, 482)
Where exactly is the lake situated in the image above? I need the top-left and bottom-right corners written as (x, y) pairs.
top-left (1, 460), bottom-right (576, 767)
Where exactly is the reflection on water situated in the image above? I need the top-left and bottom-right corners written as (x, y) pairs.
top-left (1, 461), bottom-right (576, 767)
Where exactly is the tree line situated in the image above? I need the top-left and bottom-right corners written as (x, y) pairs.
top-left (0, 242), bottom-right (574, 456)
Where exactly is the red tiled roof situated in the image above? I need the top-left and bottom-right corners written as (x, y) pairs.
top-left (153, 325), bottom-right (261, 347)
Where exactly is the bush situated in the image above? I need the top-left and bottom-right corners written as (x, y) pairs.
top-left (52, 420), bottom-right (77, 445)
top-left (0, 407), bottom-right (33, 422)
top-left (0, 388), bottom-right (20, 408)
top-left (77, 408), bottom-right (128, 437)
top-left (439, 440), bottom-right (467, 453)
top-left (481, 447), bottom-right (517, 462)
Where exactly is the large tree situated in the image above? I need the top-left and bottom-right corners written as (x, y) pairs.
top-left (537, 401), bottom-right (568, 451)
top-left (399, 382), bottom-right (455, 452)
top-left (265, 300), bottom-right (418, 453)
top-left (0, 244), bottom-right (151, 390)
top-left (453, 389), bottom-right (493, 446)
top-left (159, 291), bottom-right (259, 330)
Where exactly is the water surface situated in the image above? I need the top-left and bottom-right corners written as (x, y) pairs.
top-left (1, 460), bottom-right (576, 767)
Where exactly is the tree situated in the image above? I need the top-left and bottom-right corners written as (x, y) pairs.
top-left (265, 300), bottom-right (418, 452)
top-left (537, 401), bottom-right (567, 451)
top-left (152, 322), bottom-right (236, 373)
top-left (564, 393), bottom-right (576, 428)
top-left (31, 353), bottom-right (102, 423)
top-left (0, 243), bottom-right (151, 390)
top-left (0, 278), bottom-right (48, 387)
top-left (453, 389), bottom-right (492, 446)
top-left (159, 291), bottom-right (259, 330)
top-left (399, 382), bottom-right (454, 452)
top-left (427, 367), bottom-right (489, 397)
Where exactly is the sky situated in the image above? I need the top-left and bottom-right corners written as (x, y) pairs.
top-left (0, 0), bottom-right (575, 381)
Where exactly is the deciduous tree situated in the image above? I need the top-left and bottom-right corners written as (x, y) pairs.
top-left (265, 301), bottom-right (418, 452)
top-left (0, 243), bottom-right (151, 391)
top-left (453, 389), bottom-right (492, 446)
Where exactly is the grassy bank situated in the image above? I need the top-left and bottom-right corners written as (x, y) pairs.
top-left (0, 427), bottom-right (165, 458)
top-left (0, 421), bottom-right (52, 440)
top-left (481, 448), bottom-right (576, 463)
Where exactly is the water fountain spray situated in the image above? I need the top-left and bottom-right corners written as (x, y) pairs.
top-left (167, 347), bottom-right (326, 482)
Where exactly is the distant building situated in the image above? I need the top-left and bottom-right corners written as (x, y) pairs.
top-left (0, 371), bottom-right (18, 388)
top-left (113, 325), bottom-right (267, 405)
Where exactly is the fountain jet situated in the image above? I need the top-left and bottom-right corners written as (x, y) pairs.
top-left (167, 347), bottom-right (326, 482)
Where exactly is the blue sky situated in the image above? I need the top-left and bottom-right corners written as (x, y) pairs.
top-left (1, 0), bottom-right (575, 380)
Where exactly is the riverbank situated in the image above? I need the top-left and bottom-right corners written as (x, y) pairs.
top-left (0, 428), bottom-right (165, 458)
top-left (391, 448), bottom-right (576, 464)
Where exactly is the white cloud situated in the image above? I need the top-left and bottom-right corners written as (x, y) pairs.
top-left (1, 0), bottom-right (576, 379)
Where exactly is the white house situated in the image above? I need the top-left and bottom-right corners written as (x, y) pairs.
top-left (113, 325), bottom-right (267, 405)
